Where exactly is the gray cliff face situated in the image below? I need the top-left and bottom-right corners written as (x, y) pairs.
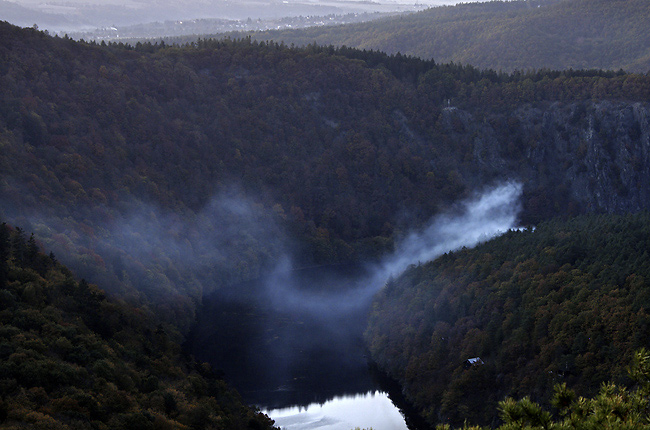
top-left (438, 101), bottom-right (650, 220)
top-left (524, 101), bottom-right (650, 213)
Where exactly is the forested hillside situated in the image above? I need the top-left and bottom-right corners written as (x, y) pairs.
top-left (436, 349), bottom-right (650, 429)
top-left (0, 221), bottom-right (275, 429)
top-left (365, 213), bottom-right (650, 427)
top-left (236, 0), bottom-right (650, 73)
top-left (3, 21), bottom-right (650, 327)
top-left (5, 14), bottom-right (650, 430)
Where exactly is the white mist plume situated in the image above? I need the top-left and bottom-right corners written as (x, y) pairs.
top-left (196, 181), bottom-right (525, 395)
top-left (264, 181), bottom-right (523, 315)
top-left (377, 181), bottom-right (523, 279)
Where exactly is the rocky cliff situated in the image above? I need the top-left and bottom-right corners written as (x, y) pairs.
top-left (436, 100), bottom-right (650, 222)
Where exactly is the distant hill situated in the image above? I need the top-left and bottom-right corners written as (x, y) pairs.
top-left (1, 0), bottom-right (429, 33)
top-left (238, 0), bottom-right (650, 72)
top-left (0, 1), bottom-right (77, 30)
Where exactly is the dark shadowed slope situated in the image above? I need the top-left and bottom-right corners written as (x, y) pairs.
top-left (0, 221), bottom-right (276, 429)
top-left (366, 213), bottom-right (650, 427)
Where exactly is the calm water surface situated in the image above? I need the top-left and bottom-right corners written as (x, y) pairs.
top-left (188, 265), bottom-right (413, 430)
top-left (265, 391), bottom-right (407, 430)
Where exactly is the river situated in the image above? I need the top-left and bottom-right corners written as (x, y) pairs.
top-left (186, 183), bottom-right (523, 429)
top-left (187, 264), bottom-right (418, 430)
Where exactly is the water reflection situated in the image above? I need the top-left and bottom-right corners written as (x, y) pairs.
top-left (187, 264), bottom-right (411, 429)
top-left (265, 391), bottom-right (408, 430)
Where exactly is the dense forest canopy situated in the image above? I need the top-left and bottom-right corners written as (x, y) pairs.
top-left (2, 20), bottom-right (650, 327)
top-left (366, 212), bottom-right (650, 427)
top-left (436, 348), bottom-right (650, 430)
top-left (222, 0), bottom-right (650, 73)
top-left (436, 349), bottom-right (650, 429)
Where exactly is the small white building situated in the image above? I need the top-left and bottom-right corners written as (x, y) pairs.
top-left (465, 357), bottom-right (484, 368)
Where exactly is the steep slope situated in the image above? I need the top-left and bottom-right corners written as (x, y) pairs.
top-left (0, 221), bottom-right (275, 429)
top-left (2, 22), bottom-right (650, 326)
top-left (237, 0), bottom-right (650, 73)
top-left (366, 213), bottom-right (650, 426)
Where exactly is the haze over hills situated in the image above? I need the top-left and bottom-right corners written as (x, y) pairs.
top-left (66, 12), bottom-right (400, 42)
top-left (235, 0), bottom-right (650, 73)
top-left (0, 0), bottom-right (483, 33)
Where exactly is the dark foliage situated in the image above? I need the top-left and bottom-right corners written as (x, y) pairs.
top-left (0, 221), bottom-right (276, 429)
top-left (366, 212), bottom-right (650, 427)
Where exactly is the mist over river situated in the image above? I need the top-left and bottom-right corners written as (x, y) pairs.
top-left (187, 183), bottom-right (523, 429)
top-left (187, 264), bottom-right (414, 430)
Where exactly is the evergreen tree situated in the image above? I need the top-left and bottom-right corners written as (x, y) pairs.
top-left (25, 233), bottom-right (41, 272)
top-left (10, 227), bottom-right (25, 267)
top-left (0, 223), bottom-right (9, 289)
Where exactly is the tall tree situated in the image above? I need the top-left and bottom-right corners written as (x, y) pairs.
top-left (10, 227), bottom-right (25, 267)
top-left (0, 222), bottom-right (9, 289)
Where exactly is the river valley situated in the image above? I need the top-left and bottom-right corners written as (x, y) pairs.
top-left (187, 264), bottom-right (414, 430)
top-left (186, 183), bottom-right (523, 429)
